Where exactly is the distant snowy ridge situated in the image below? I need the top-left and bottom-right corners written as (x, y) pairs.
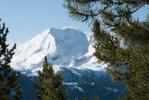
top-left (11, 27), bottom-right (105, 76)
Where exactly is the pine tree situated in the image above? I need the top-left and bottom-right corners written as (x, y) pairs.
top-left (64, 0), bottom-right (149, 100)
top-left (0, 19), bottom-right (22, 100)
top-left (34, 57), bottom-right (67, 100)
top-left (14, 82), bottom-right (22, 100)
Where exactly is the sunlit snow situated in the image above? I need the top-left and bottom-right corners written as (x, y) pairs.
top-left (11, 27), bottom-right (105, 76)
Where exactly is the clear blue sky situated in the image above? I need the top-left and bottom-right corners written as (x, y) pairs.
top-left (0, 0), bottom-right (91, 45)
top-left (0, 0), bottom-right (148, 45)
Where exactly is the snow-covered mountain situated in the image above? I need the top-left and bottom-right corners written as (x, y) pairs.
top-left (11, 27), bottom-right (126, 100)
top-left (12, 27), bottom-right (105, 75)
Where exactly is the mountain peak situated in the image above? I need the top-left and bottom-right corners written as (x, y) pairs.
top-left (11, 27), bottom-right (100, 75)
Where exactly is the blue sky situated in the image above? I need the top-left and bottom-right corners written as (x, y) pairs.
top-left (0, 0), bottom-right (148, 45)
top-left (0, 0), bottom-right (91, 45)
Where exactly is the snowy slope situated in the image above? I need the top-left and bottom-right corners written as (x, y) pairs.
top-left (11, 27), bottom-right (105, 75)
top-left (11, 27), bottom-right (126, 100)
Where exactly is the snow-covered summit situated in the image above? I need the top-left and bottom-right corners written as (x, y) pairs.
top-left (11, 27), bottom-right (104, 75)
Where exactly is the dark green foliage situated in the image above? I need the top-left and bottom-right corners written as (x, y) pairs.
top-left (14, 83), bottom-right (22, 100)
top-left (64, 0), bottom-right (149, 100)
top-left (34, 57), bottom-right (67, 100)
top-left (0, 19), bottom-right (22, 99)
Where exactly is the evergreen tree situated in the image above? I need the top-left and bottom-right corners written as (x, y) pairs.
top-left (0, 19), bottom-right (22, 99)
top-left (34, 57), bottom-right (67, 100)
top-left (64, 0), bottom-right (149, 100)
top-left (14, 82), bottom-right (22, 100)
